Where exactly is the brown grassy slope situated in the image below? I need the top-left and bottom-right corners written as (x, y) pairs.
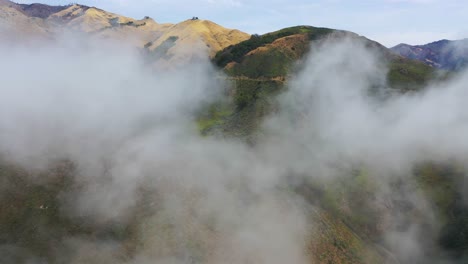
top-left (0, 5), bottom-right (51, 41)
top-left (147, 19), bottom-right (250, 59)
top-left (47, 5), bottom-right (171, 47)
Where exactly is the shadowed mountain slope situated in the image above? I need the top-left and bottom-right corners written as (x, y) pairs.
top-left (391, 39), bottom-right (468, 71)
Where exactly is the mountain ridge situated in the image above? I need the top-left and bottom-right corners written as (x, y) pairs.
top-left (391, 38), bottom-right (468, 70)
top-left (0, 0), bottom-right (249, 59)
top-left (145, 19), bottom-right (250, 60)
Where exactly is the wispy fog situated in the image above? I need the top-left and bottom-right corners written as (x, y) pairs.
top-left (1, 35), bottom-right (468, 263)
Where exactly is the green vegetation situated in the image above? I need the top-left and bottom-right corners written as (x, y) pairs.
top-left (319, 169), bottom-right (380, 238)
top-left (387, 58), bottom-right (436, 91)
top-left (232, 79), bottom-right (283, 109)
top-left (119, 21), bottom-right (146, 28)
top-left (310, 210), bottom-right (385, 264)
top-left (206, 25), bottom-right (443, 144)
top-left (415, 163), bottom-right (468, 256)
top-left (195, 79), bottom-right (284, 138)
top-left (213, 25), bottom-right (438, 91)
top-left (4, 19), bottom-right (466, 263)
top-left (220, 79), bottom-right (284, 138)
top-left (226, 47), bottom-right (299, 78)
top-left (196, 102), bottom-right (233, 134)
top-left (214, 26), bottom-right (334, 68)
top-left (0, 162), bottom-right (135, 262)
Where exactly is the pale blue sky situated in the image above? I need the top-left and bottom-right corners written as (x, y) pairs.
top-left (15, 0), bottom-right (468, 47)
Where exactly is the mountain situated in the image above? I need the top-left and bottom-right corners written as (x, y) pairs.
top-left (145, 19), bottom-right (250, 61)
top-left (47, 4), bottom-right (172, 48)
top-left (204, 25), bottom-right (436, 138)
top-left (0, 0), bottom-right (248, 56)
top-left (2, 2), bottom-right (466, 264)
top-left (204, 26), bottom-right (466, 263)
top-left (0, 1), bottom-right (166, 47)
top-left (215, 26), bottom-right (434, 87)
top-left (391, 39), bottom-right (468, 70)
top-left (12, 2), bottom-right (69, 18)
top-left (0, 1), bottom-right (52, 41)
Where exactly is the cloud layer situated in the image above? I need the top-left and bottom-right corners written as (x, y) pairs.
top-left (1, 34), bottom-right (468, 263)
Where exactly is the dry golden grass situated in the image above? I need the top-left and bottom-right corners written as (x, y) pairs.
top-left (1, 2), bottom-right (248, 56)
top-left (0, 5), bottom-right (50, 40)
top-left (48, 5), bottom-right (171, 47)
top-left (149, 19), bottom-right (250, 58)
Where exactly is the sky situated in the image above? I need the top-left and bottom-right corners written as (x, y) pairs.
top-left (14, 0), bottom-right (468, 47)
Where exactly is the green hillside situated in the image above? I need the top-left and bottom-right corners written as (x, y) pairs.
top-left (195, 26), bottom-right (467, 263)
top-left (214, 26), bottom-right (434, 87)
top-left (201, 26), bottom-right (437, 137)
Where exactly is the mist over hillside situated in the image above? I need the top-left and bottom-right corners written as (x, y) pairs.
top-left (1, 2), bottom-right (468, 264)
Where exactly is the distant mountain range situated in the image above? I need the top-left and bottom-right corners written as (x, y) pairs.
top-left (0, 0), bottom-right (249, 62)
top-left (391, 39), bottom-right (468, 70)
top-left (2, 0), bottom-right (466, 71)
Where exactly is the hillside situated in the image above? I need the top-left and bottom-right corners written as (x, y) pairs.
top-left (391, 39), bottom-right (468, 70)
top-left (0, 1), bottom-right (248, 54)
top-left (0, 1), bottom-right (169, 47)
top-left (215, 26), bottom-right (434, 87)
top-left (0, 1), bottom-right (51, 41)
top-left (202, 26), bottom-right (467, 263)
top-left (205, 25), bottom-right (436, 137)
top-left (0, 0), bottom-right (252, 73)
top-left (0, 0), bottom-right (69, 17)
top-left (47, 5), bottom-right (172, 48)
top-left (16, 2), bottom-right (69, 18)
top-left (145, 19), bottom-right (250, 62)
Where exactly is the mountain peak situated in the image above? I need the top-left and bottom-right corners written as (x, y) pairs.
top-left (146, 18), bottom-right (250, 60)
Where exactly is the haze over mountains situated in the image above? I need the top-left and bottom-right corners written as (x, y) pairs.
top-left (1, 1), bottom-right (468, 264)
top-left (392, 39), bottom-right (468, 71)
